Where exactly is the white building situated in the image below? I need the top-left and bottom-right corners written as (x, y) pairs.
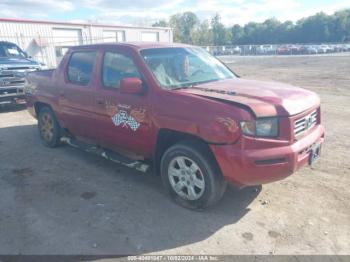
top-left (0, 18), bottom-right (173, 68)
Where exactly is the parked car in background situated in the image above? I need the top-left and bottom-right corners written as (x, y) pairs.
top-left (224, 46), bottom-right (241, 55)
top-left (289, 45), bottom-right (300, 54)
top-left (232, 46), bottom-right (241, 54)
top-left (0, 41), bottom-right (42, 106)
top-left (277, 45), bottom-right (291, 55)
top-left (300, 45), bottom-right (318, 54)
top-left (25, 43), bottom-right (325, 209)
top-left (329, 44), bottom-right (340, 52)
top-left (256, 45), bottom-right (276, 55)
top-left (202, 42), bottom-right (350, 57)
top-left (316, 45), bottom-right (332, 54)
top-left (345, 44), bottom-right (350, 51)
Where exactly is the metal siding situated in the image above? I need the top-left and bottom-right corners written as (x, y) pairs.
top-left (0, 20), bottom-right (173, 67)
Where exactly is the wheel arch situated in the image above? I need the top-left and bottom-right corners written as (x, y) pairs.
top-left (34, 101), bottom-right (53, 117)
top-left (153, 128), bottom-right (221, 176)
top-left (34, 102), bottom-right (64, 132)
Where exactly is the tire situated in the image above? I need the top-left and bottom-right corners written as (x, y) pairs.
top-left (161, 140), bottom-right (227, 210)
top-left (38, 107), bottom-right (61, 147)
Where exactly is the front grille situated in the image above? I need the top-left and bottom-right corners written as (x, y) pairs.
top-left (0, 77), bottom-right (25, 87)
top-left (0, 88), bottom-right (24, 96)
top-left (7, 80), bottom-right (25, 85)
top-left (6, 67), bottom-right (31, 70)
top-left (0, 73), bottom-right (15, 78)
top-left (0, 68), bottom-right (33, 88)
top-left (294, 110), bottom-right (317, 136)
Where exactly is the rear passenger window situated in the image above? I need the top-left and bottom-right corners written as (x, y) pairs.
top-left (102, 52), bottom-right (140, 89)
top-left (68, 52), bottom-right (96, 86)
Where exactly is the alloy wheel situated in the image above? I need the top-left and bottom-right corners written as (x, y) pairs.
top-left (168, 156), bottom-right (205, 201)
top-left (40, 113), bottom-right (54, 143)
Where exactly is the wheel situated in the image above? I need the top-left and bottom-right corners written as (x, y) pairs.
top-left (38, 107), bottom-right (61, 147)
top-left (161, 141), bottom-right (227, 210)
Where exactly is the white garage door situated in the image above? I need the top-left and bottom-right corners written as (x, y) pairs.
top-left (103, 31), bottom-right (125, 42)
top-left (52, 28), bottom-right (83, 46)
top-left (141, 32), bottom-right (159, 42)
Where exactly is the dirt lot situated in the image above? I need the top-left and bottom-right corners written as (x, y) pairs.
top-left (0, 55), bottom-right (349, 256)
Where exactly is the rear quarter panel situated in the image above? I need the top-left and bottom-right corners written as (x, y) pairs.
top-left (25, 69), bottom-right (61, 119)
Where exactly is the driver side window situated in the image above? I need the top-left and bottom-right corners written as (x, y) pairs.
top-left (102, 52), bottom-right (140, 89)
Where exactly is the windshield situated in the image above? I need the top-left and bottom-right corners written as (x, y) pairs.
top-left (0, 43), bottom-right (27, 59)
top-left (141, 47), bottom-right (235, 89)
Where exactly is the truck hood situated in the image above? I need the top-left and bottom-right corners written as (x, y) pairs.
top-left (181, 78), bottom-right (320, 117)
top-left (0, 57), bottom-right (40, 69)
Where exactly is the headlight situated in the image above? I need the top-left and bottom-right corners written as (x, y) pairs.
top-left (240, 121), bottom-right (255, 136)
top-left (240, 117), bottom-right (278, 137)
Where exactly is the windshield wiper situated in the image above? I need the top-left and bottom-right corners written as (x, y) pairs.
top-left (188, 79), bottom-right (219, 87)
top-left (171, 86), bottom-right (189, 90)
top-left (171, 79), bottom-right (222, 90)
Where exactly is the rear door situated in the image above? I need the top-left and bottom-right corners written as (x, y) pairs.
top-left (58, 50), bottom-right (98, 141)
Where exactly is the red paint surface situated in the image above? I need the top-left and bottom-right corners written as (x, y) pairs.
top-left (25, 43), bottom-right (325, 187)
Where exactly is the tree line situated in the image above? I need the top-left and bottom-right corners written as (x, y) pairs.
top-left (153, 9), bottom-right (350, 46)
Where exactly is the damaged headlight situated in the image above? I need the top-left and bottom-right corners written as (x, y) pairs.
top-left (240, 117), bottom-right (279, 137)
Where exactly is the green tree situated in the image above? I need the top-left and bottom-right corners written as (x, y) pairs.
top-left (180, 12), bottom-right (199, 44)
top-left (231, 24), bottom-right (244, 45)
top-left (169, 14), bottom-right (182, 42)
top-left (211, 14), bottom-right (226, 45)
top-left (278, 21), bottom-right (295, 43)
top-left (297, 12), bottom-right (331, 43)
top-left (260, 18), bottom-right (281, 43)
top-left (169, 12), bottom-right (199, 44)
top-left (242, 22), bottom-right (260, 44)
top-left (164, 9), bottom-right (350, 45)
top-left (330, 9), bottom-right (350, 42)
top-left (193, 20), bottom-right (212, 45)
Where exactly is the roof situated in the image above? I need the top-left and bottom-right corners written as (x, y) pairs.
top-left (69, 42), bottom-right (191, 51)
top-left (0, 41), bottom-right (15, 44)
top-left (0, 17), bottom-right (172, 31)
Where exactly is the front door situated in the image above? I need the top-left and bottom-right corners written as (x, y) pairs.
top-left (94, 50), bottom-right (154, 157)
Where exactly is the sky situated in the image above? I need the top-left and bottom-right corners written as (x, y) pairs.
top-left (0, 0), bottom-right (349, 27)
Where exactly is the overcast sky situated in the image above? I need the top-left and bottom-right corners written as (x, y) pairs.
top-left (0, 0), bottom-right (349, 26)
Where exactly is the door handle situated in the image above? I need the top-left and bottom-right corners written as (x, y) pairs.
top-left (59, 91), bottom-right (65, 97)
top-left (97, 99), bottom-right (104, 105)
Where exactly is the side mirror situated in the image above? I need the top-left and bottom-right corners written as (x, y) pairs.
top-left (120, 77), bottom-right (143, 94)
top-left (24, 52), bottom-right (31, 58)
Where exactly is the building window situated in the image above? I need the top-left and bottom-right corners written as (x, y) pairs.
top-left (67, 51), bottom-right (96, 86)
top-left (141, 32), bottom-right (159, 42)
top-left (117, 31), bottom-right (126, 42)
top-left (55, 46), bottom-right (70, 65)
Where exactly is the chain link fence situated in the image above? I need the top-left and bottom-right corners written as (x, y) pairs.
top-left (202, 44), bottom-right (350, 56)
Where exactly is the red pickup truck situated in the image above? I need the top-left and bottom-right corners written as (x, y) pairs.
top-left (25, 43), bottom-right (325, 209)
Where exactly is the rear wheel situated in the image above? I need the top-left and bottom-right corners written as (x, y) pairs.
top-left (38, 107), bottom-right (61, 147)
top-left (161, 141), bottom-right (227, 210)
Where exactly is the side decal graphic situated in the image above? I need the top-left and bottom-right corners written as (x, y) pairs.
top-left (217, 117), bottom-right (239, 133)
top-left (106, 102), bottom-right (145, 131)
top-left (112, 110), bottom-right (140, 131)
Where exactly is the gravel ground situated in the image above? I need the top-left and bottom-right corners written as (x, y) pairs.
top-left (0, 55), bottom-right (349, 256)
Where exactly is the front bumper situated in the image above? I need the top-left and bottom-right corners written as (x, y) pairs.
top-left (0, 86), bottom-right (25, 105)
top-left (210, 125), bottom-right (325, 187)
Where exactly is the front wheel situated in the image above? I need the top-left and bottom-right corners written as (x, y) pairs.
top-left (161, 141), bottom-right (227, 210)
top-left (38, 107), bottom-right (61, 147)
